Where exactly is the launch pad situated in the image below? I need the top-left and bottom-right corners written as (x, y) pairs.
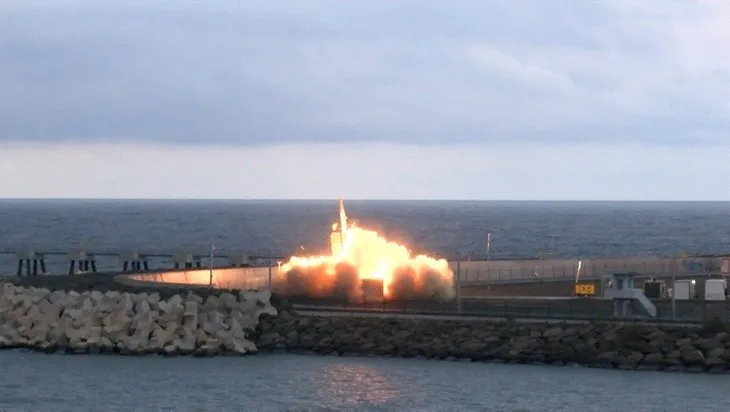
top-left (275, 197), bottom-right (456, 303)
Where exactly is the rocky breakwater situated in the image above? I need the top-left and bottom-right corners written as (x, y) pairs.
top-left (0, 283), bottom-right (277, 355)
top-left (254, 315), bottom-right (730, 373)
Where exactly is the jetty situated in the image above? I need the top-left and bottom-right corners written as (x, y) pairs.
top-left (0, 248), bottom-right (284, 277)
top-left (1, 248), bottom-right (729, 280)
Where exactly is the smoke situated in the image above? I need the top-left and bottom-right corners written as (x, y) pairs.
top-left (275, 199), bottom-right (456, 302)
top-left (274, 262), bottom-right (455, 302)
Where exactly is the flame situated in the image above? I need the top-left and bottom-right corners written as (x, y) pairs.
top-left (277, 198), bottom-right (455, 301)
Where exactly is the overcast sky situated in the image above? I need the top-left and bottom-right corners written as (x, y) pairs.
top-left (1, 0), bottom-right (729, 200)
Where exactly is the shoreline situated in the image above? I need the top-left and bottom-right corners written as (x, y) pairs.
top-left (2, 275), bottom-right (730, 374)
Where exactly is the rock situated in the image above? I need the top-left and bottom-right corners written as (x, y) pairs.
top-left (162, 344), bottom-right (178, 356)
top-left (705, 355), bottom-right (725, 369)
top-left (150, 321), bottom-right (179, 350)
top-left (707, 347), bottom-right (726, 360)
top-left (203, 295), bottom-right (220, 311)
top-left (174, 328), bottom-right (197, 354)
top-left (219, 292), bottom-right (238, 310)
top-left (257, 331), bottom-right (283, 350)
top-left (697, 338), bottom-right (724, 352)
top-left (676, 338), bottom-right (694, 349)
top-left (641, 352), bottom-right (664, 366)
top-left (543, 327), bottom-right (562, 339)
top-left (183, 301), bottom-right (199, 327)
top-left (680, 348), bottom-right (705, 365)
top-left (624, 351), bottom-right (644, 366)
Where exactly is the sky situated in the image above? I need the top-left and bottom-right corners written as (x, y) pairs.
top-left (1, 0), bottom-right (729, 200)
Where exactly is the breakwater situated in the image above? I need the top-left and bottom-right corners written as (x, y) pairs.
top-left (3, 274), bottom-right (730, 373)
top-left (0, 283), bottom-right (277, 355)
top-left (254, 314), bottom-right (730, 373)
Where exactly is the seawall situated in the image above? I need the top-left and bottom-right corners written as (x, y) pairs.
top-left (0, 283), bottom-right (277, 355)
top-left (253, 314), bottom-right (730, 373)
top-left (3, 274), bottom-right (730, 374)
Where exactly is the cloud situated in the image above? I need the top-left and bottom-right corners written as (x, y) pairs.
top-left (1, 141), bottom-right (728, 201)
top-left (1, 0), bottom-right (730, 147)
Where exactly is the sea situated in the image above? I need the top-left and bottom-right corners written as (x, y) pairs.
top-left (0, 199), bottom-right (729, 411)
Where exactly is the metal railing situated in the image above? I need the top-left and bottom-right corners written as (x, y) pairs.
top-left (287, 296), bottom-right (730, 324)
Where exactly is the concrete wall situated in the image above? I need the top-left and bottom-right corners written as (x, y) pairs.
top-left (122, 255), bottom-right (727, 292)
top-left (126, 267), bottom-right (273, 290)
top-left (450, 256), bottom-right (725, 284)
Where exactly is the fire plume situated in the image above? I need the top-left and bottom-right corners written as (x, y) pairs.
top-left (277, 198), bottom-right (455, 301)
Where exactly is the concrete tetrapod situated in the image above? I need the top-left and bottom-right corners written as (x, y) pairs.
top-left (0, 283), bottom-right (277, 356)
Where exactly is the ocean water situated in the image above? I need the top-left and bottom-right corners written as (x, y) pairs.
top-left (0, 199), bottom-right (729, 260)
top-left (1, 199), bottom-right (730, 411)
top-left (2, 351), bottom-right (730, 412)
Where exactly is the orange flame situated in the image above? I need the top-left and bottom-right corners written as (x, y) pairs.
top-left (279, 199), bottom-right (455, 301)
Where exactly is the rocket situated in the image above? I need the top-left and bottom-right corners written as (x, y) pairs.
top-left (338, 196), bottom-right (348, 239)
top-left (329, 197), bottom-right (348, 256)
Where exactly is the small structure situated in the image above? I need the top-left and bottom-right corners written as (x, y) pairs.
top-left (173, 251), bottom-right (202, 269)
top-left (15, 249), bottom-right (46, 276)
top-left (704, 278), bottom-right (727, 301)
top-left (643, 278), bottom-right (667, 299)
top-left (361, 279), bottom-right (385, 302)
top-left (602, 272), bottom-right (656, 318)
top-left (673, 279), bottom-right (695, 300)
top-left (68, 249), bottom-right (97, 275)
top-left (227, 252), bottom-right (251, 267)
top-left (120, 249), bottom-right (149, 272)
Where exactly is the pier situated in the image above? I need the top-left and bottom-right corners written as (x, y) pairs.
top-left (1, 247), bottom-right (728, 286)
top-left (0, 248), bottom-right (285, 277)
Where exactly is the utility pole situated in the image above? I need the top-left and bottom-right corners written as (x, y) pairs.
top-left (671, 256), bottom-right (677, 320)
top-left (455, 261), bottom-right (462, 313)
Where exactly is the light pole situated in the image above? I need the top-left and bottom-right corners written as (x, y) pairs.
top-left (671, 256), bottom-right (677, 320)
top-left (455, 260), bottom-right (462, 313)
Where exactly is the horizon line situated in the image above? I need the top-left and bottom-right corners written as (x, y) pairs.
top-left (0, 197), bottom-right (729, 203)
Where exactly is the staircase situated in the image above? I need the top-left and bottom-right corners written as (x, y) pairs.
top-left (602, 272), bottom-right (657, 318)
top-left (629, 288), bottom-right (657, 317)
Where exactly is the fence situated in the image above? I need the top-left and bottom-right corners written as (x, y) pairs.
top-left (7, 262), bottom-right (730, 324)
top-left (450, 255), bottom-right (725, 284)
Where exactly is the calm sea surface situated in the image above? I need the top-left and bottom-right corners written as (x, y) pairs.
top-left (1, 200), bottom-right (730, 411)
top-left (0, 199), bottom-right (729, 260)
top-left (1, 351), bottom-right (730, 411)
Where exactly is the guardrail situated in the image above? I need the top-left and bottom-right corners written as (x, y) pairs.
top-left (284, 296), bottom-right (730, 324)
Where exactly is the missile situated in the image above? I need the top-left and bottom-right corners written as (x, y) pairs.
top-left (338, 196), bottom-right (348, 238)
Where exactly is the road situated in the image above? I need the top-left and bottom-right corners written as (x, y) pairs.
top-left (293, 308), bottom-right (702, 327)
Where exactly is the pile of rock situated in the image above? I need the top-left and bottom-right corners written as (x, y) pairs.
top-left (0, 283), bottom-right (277, 355)
top-left (255, 315), bottom-right (730, 373)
